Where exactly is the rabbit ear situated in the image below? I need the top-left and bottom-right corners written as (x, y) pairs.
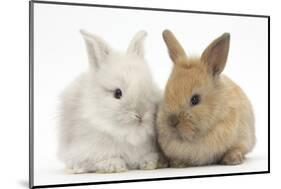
top-left (127, 31), bottom-right (147, 58)
top-left (80, 29), bottom-right (112, 69)
top-left (201, 33), bottom-right (230, 76)
top-left (162, 30), bottom-right (187, 64)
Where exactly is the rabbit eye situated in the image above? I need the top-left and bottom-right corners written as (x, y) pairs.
top-left (114, 88), bottom-right (122, 99)
top-left (190, 94), bottom-right (200, 106)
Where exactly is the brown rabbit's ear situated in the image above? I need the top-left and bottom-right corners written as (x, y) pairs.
top-left (162, 30), bottom-right (187, 64)
top-left (201, 33), bottom-right (230, 76)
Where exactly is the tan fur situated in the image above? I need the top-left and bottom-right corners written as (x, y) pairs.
top-left (162, 30), bottom-right (187, 64)
top-left (156, 30), bottom-right (255, 166)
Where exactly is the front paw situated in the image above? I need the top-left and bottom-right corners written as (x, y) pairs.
top-left (139, 152), bottom-right (158, 170)
top-left (95, 158), bottom-right (128, 173)
top-left (65, 160), bottom-right (91, 174)
top-left (221, 150), bottom-right (244, 165)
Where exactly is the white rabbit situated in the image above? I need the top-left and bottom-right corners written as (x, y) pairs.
top-left (57, 30), bottom-right (162, 173)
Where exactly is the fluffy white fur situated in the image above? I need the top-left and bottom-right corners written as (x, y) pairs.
top-left (57, 30), bottom-right (161, 173)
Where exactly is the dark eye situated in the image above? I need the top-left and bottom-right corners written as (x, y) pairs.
top-left (190, 94), bottom-right (200, 106)
top-left (114, 88), bottom-right (122, 99)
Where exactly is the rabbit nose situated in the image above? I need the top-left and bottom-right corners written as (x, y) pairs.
top-left (168, 114), bottom-right (179, 127)
top-left (135, 114), bottom-right (142, 122)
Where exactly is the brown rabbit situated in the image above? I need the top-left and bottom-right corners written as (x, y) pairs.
top-left (156, 30), bottom-right (255, 167)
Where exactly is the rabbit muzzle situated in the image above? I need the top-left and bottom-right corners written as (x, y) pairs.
top-left (167, 111), bottom-right (200, 142)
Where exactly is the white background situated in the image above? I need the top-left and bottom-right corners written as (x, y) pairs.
top-left (0, 0), bottom-right (278, 189)
top-left (32, 1), bottom-right (268, 186)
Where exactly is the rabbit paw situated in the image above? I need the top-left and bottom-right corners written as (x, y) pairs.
top-left (221, 150), bottom-right (244, 165)
top-left (95, 158), bottom-right (128, 173)
top-left (139, 152), bottom-right (158, 170)
top-left (65, 161), bottom-right (91, 174)
top-left (66, 166), bottom-right (87, 174)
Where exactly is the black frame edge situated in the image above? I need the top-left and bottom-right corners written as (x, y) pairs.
top-left (32, 0), bottom-right (270, 18)
top-left (29, 0), bottom-right (34, 188)
top-left (267, 16), bottom-right (270, 173)
top-left (32, 171), bottom-right (269, 189)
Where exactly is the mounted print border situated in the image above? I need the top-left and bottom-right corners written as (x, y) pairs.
top-left (29, 0), bottom-right (270, 188)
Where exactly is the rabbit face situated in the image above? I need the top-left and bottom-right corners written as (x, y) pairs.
top-left (159, 30), bottom-right (230, 142)
top-left (90, 53), bottom-right (159, 129)
top-left (162, 59), bottom-right (221, 141)
top-left (79, 30), bottom-right (160, 135)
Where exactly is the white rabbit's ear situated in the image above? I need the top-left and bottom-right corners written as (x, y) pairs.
top-left (127, 31), bottom-right (147, 58)
top-left (80, 29), bottom-right (112, 69)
